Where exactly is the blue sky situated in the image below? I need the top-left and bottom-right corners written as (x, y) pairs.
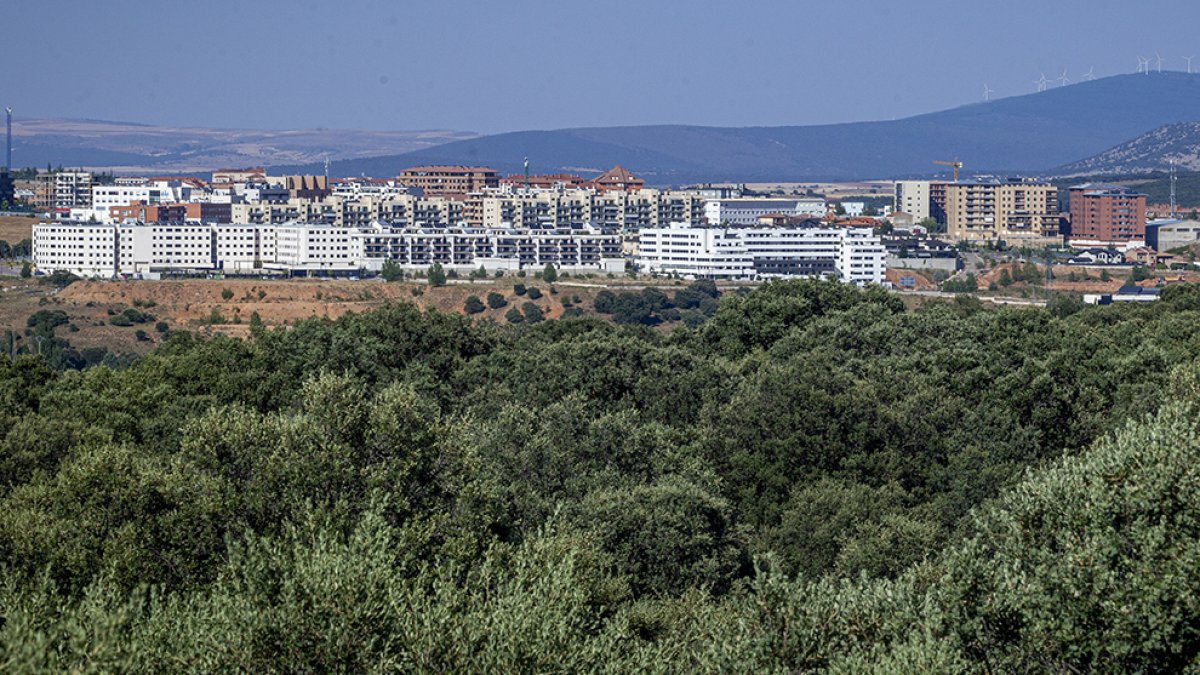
top-left (5, 0), bottom-right (1200, 133)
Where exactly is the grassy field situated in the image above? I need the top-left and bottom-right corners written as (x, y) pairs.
top-left (0, 215), bottom-right (34, 244)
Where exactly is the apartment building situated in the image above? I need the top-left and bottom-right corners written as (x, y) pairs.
top-left (33, 172), bottom-right (93, 215)
top-left (214, 223), bottom-right (260, 272)
top-left (638, 224), bottom-right (885, 284)
top-left (32, 222), bottom-right (118, 277)
top-left (944, 179), bottom-right (1060, 243)
top-left (471, 188), bottom-right (705, 230)
top-left (397, 166), bottom-right (499, 196)
top-left (894, 181), bottom-right (931, 221)
top-left (33, 221), bottom-right (626, 277)
top-left (117, 223), bottom-right (215, 274)
top-left (704, 198), bottom-right (827, 226)
top-left (354, 224), bottom-right (624, 273)
top-left (1067, 184), bottom-right (1147, 244)
top-left (271, 224), bottom-right (362, 271)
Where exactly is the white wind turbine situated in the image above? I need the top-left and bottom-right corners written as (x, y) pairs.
top-left (1185, 55), bottom-right (1195, 74)
top-left (1083, 67), bottom-right (1096, 81)
top-left (1057, 68), bottom-right (1071, 86)
top-left (1034, 73), bottom-right (1049, 92)
top-left (1156, 52), bottom-right (1165, 73)
top-left (1137, 56), bottom-right (1149, 74)
top-left (983, 83), bottom-right (995, 102)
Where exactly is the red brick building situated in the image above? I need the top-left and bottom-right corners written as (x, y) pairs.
top-left (397, 166), bottom-right (499, 196)
top-left (110, 201), bottom-right (231, 224)
top-left (1068, 184), bottom-right (1147, 243)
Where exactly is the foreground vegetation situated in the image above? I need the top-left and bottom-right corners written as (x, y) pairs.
top-left (3, 279), bottom-right (1200, 671)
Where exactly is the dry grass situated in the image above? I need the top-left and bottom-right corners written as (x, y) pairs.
top-left (0, 215), bottom-right (34, 244)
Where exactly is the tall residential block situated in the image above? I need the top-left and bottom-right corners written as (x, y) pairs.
top-left (945, 179), bottom-right (1060, 243)
top-left (894, 181), bottom-right (931, 221)
top-left (1068, 184), bottom-right (1147, 243)
top-left (397, 166), bottom-right (499, 196)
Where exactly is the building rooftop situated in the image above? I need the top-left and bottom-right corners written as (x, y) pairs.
top-left (399, 166), bottom-right (498, 174)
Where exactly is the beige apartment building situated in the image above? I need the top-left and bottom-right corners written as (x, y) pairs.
top-left (894, 180), bottom-right (931, 221)
top-left (945, 179), bottom-right (1061, 243)
top-left (33, 171), bottom-right (93, 213)
top-left (228, 189), bottom-right (705, 230)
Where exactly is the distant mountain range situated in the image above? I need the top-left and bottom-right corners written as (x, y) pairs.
top-left (11, 73), bottom-right (1200, 183)
top-left (276, 72), bottom-right (1200, 184)
top-left (1052, 121), bottom-right (1200, 176)
top-left (5, 118), bottom-right (478, 173)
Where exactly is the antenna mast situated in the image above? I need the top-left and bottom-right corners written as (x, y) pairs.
top-left (1170, 160), bottom-right (1177, 218)
top-left (4, 106), bottom-right (11, 174)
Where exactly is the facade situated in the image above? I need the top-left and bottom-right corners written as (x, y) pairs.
top-left (894, 181), bottom-right (931, 221)
top-left (33, 221), bottom-right (625, 277)
top-left (471, 188), bottom-right (705, 230)
top-left (704, 198), bottom-right (827, 226)
top-left (397, 166), bottom-right (499, 196)
top-left (211, 168), bottom-right (266, 184)
top-left (1068, 184), bottom-right (1147, 243)
top-left (117, 223), bottom-right (215, 274)
top-left (33, 172), bottom-right (93, 215)
top-left (1145, 218), bottom-right (1200, 253)
top-left (945, 179), bottom-right (1060, 243)
top-left (32, 222), bottom-right (118, 277)
top-left (638, 223), bottom-right (885, 284)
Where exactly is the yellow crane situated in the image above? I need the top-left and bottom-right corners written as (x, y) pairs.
top-left (933, 159), bottom-right (963, 182)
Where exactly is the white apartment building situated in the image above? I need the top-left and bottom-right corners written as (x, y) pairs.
top-left (636, 227), bottom-right (754, 279)
top-left (894, 181), bottom-right (931, 221)
top-left (837, 228), bottom-right (888, 285)
top-left (703, 198), bottom-right (827, 226)
top-left (92, 182), bottom-right (184, 222)
top-left (32, 221), bottom-right (641, 278)
top-left (118, 223), bottom-right (215, 274)
top-left (638, 223), bottom-right (885, 284)
top-left (214, 224), bottom-right (260, 273)
top-left (32, 222), bottom-right (118, 277)
top-left (270, 225), bottom-right (363, 272)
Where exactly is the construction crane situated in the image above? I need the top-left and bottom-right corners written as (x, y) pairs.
top-left (933, 159), bottom-right (963, 182)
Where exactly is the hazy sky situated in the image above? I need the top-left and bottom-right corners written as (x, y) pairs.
top-left (5, 0), bottom-right (1200, 133)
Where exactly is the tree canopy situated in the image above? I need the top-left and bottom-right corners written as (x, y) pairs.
top-left (2, 279), bottom-right (1200, 670)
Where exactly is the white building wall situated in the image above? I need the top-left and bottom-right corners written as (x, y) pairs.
top-left (33, 223), bottom-right (118, 277)
top-left (638, 225), bottom-right (885, 284)
top-left (117, 224), bottom-right (214, 274)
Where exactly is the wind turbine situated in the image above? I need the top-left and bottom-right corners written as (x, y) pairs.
top-left (1057, 68), bottom-right (1071, 86)
top-left (982, 83), bottom-right (995, 102)
top-left (1156, 52), bottom-right (1165, 73)
top-left (1185, 55), bottom-right (1195, 74)
top-left (1034, 73), bottom-right (1049, 92)
top-left (1137, 56), bottom-right (1149, 74)
top-left (1083, 67), bottom-right (1096, 81)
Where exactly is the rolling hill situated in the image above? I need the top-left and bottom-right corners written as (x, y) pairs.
top-left (1053, 121), bottom-right (1200, 176)
top-left (5, 118), bottom-right (478, 174)
top-left (276, 72), bottom-right (1200, 184)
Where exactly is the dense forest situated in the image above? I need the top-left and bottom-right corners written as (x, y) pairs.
top-left (3, 279), bottom-right (1200, 671)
